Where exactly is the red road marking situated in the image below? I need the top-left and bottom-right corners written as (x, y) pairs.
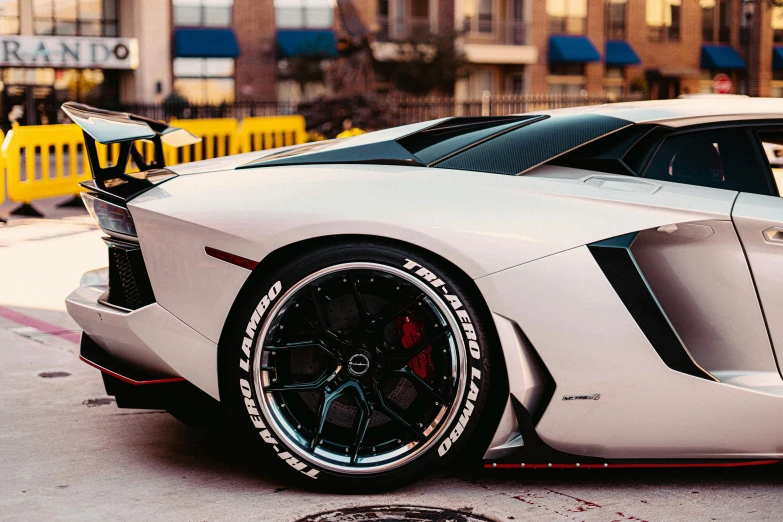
top-left (0, 305), bottom-right (80, 344)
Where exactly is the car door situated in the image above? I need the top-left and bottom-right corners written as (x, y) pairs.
top-left (732, 125), bottom-right (783, 375)
top-left (636, 124), bottom-right (781, 382)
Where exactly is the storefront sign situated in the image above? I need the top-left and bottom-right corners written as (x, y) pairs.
top-left (0, 36), bottom-right (139, 70)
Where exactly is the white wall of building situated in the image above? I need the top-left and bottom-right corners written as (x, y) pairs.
top-left (120, 0), bottom-right (172, 103)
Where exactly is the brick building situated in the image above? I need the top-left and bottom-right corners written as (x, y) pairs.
top-left (6, 0), bottom-right (783, 128)
top-left (171, 0), bottom-right (774, 104)
top-left (351, 0), bottom-right (783, 99)
top-left (170, 0), bottom-right (278, 104)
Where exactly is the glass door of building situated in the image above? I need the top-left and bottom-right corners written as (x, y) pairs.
top-left (1, 84), bottom-right (57, 128)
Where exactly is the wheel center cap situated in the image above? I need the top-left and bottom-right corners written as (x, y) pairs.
top-left (348, 353), bottom-right (371, 376)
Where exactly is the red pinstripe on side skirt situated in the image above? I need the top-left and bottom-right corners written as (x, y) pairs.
top-left (485, 460), bottom-right (780, 469)
top-left (79, 356), bottom-right (186, 386)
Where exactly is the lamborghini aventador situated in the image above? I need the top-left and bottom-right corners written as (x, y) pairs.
top-left (64, 99), bottom-right (783, 490)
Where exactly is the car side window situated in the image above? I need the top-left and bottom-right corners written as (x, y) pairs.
top-left (756, 131), bottom-right (783, 196)
top-left (644, 128), bottom-right (772, 196)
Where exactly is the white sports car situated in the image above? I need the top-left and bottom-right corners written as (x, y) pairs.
top-left (64, 99), bottom-right (783, 491)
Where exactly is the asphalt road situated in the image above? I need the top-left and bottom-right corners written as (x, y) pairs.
top-left (2, 207), bottom-right (783, 522)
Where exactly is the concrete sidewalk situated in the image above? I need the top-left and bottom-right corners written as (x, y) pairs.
top-left (2, 217), bottom-right (783, 522)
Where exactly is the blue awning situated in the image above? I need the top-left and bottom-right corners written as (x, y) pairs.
top-left (605, 40), bottom-right (641, 66)
top-left (549, 35), bottom-right (601, 63)
top-left (175, 28), bottom-right (240, 58)
top-left (700, 44), bottom-right (745, 70)
top-left (774, 47), bottom-right (783, 70)
top-left (277, 30), bottom-right (337, 58)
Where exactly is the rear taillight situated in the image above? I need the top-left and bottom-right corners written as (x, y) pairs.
top-left (82, 192), bottom-right (137, 238)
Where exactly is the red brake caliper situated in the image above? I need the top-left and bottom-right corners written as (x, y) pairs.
top-left (397, 315), bottom-right (435, 380)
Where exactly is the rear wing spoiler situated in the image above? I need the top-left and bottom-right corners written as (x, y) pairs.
top-left (61, 102), bottom-right (200, 199)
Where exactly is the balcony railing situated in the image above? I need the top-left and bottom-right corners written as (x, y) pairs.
top-left (463, 17), bottom-right (528, 46)
top-left (375, 16), bottom-right (432, 42)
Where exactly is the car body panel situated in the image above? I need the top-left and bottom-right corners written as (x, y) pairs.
top-left (543, 97), bottom-right (783, 127)
top-left (733, 192), bottom-right (783, 374)
top-left (477, 246), bottom-right (783, 458)
top-left (65, 270), bottom-right (220, 398)
top-left (631, 219), bottom-right (777, 374)
top-left (127, 164), bottom-right (736, 346)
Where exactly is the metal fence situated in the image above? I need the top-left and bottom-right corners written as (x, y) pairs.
top-left (378, 93), bottom-right (646, 128)
top-left (112, 101), bottom-right (299, 122)
top-left (33, 92), bottom-right (646, 135)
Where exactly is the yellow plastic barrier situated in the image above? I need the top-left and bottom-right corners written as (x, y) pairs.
top-left (238, 115), bottom-right (307, 153)
top-left (0, 130), bottom-right (5, 207)
top-left (336, 128), bottom-right (365, 139)
top-left (167, 118), bottom-right (239, 165)
top-left (1, 115), bottom-right (309, 207)
top-left (3, 123), bottom-right (91, 204)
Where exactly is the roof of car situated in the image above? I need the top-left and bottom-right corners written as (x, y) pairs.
top-left (540, 97), bottom-right (783, 127)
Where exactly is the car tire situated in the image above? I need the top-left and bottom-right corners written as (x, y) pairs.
top-left (226, 240), bottom-right (495, 491)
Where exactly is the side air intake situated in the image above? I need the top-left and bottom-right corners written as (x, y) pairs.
top-left (588, 233), bottom-right (717, 381)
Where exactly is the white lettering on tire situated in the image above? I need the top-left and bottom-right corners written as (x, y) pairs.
top-left (402, 259), bottom-right (483, 458)
top-left (237, 280), bottom-right (320, 480)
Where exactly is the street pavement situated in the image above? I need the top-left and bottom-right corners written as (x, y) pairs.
top-left (2, 205), bottom-right (783, 522)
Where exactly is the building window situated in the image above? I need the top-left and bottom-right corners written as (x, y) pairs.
top-left (604, 65), bottom-right (625, 99)
top-left (548, 0), bottom-right (587, 35)
top-left (33, 0), bottom-right (118, 36)
top-left (173, 57), bottom-right (235, 105)
top-left (548, 62), bottom-right (585, 96)
top-left (468, 68), bottom-right (493, 97)
top-left (509, 72), bottom-right (525, 94)
top-left (276, 0), bottom-right (334, 29)
top-left (774, 6), bottom-right (783, 43)
top-left (605, 0), bottom-right (626, 40)
top-left (404, 0), bottom-right (430, 38)
top-left (718, 0), bottom-right (729, 43)
top-left (477, 0), bottom-right (493, 32)
top-left (771, 70), bottom-right (783, 98)
top-left (740, 0), bottom-right (753, 44)
top-left (0, 0), bottom-right (20, 35)
top-left (376, 0), bottom-right (390, 39)
top-left (701, 0), bottom-right (715, 42)
top-left (376, 0), bottom-right (431, 40)
top-left (463, 0), bottom-right (493, 33)
top-left (173, 0), bottom-right (233, 28)
top-left (646, 0), bottom-right (681, 42)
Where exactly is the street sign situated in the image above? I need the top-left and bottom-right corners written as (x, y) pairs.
top-left (713, 73), bottom-right (733, 94)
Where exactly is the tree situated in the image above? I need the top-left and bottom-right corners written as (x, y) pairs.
top-left (287, 56), bottom-right (326, 97)
top-left (373, 30), bottom-right (465, 95)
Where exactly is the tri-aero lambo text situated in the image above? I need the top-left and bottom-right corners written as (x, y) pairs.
top-left (64, 99), bottom-right (783, 490)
